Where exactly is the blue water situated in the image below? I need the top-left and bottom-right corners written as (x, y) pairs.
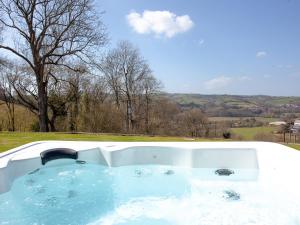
top-left (0, 162), bottom-right (300, 225)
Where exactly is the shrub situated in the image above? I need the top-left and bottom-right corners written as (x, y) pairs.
top-left (223, 131), bottom-right (231, 139)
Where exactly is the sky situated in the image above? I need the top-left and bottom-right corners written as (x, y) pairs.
top-left (98, 0), bottom-right (300, 96)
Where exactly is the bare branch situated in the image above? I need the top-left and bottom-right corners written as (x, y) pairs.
top-left (0, 45), bottom-right (35, 69)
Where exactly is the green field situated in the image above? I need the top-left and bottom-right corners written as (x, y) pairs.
top-left (230, 127), bottom-right (300, 150)
top-left (0, 132), bottom-right (214, 153)
top-left (1, 131), bottom-right (299, 153)
top-left (231, 126), bottom-right (275, 140)
top-left (209, 117), bottom-right (279, 122)
top-left (286, 144), bottom-right (300, 151)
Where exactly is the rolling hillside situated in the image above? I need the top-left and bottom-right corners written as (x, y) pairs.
top-left (165, 93), bottom-right (300, 117)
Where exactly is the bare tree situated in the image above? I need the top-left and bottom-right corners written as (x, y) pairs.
top-left (0, 0), bottom-right (107, 131)
top-left (47, 77), bottom-right (71, 131)
top-left (66, 73), bottom-right (81, 132)
top-left (178, 108), bottom-right (209, 137)
top-left (120, 42), bottom-right (152, 132)
top-left (8, 65), bottom-right (39, 116)
top-left (100, 49), bottom-right (122, 107)
top-left (140, 74), bottom-right (161, 133)
top-left (5, 63), bottom-right (86, 131)
top-left (0, 63), bottom-right (16, 131)
top-left (64, 68), bottom-right (101, 132)
top-left (101, 41), bottom-right (152, 132)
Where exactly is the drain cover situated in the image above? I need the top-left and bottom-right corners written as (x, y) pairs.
top-left (223, 190), bottom-right (240, 200)
top-left (215, 168), bottom-right (234, 176)
top-left (164, 170), bottom-right (175, 175)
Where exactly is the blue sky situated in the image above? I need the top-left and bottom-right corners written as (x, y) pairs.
top-left (99, 0), bottom-right (300, 96)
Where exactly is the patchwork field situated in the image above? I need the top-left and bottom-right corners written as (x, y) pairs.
top-left (167, 93), bottom-right (300, 117)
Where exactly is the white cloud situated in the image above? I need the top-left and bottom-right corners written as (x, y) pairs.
top-left (204, 76), bottom-right (233, 90)
top-left (256, 51), bottom-right (267, 58)
top-left (127, 10), bottom-right (194, 38)
top-left (204, 75), bottom-right (252, 90)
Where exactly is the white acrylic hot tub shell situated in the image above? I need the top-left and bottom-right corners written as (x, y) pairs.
top-left (0, 141), bottom-right (299, 194)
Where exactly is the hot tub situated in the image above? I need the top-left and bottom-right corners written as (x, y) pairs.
top-left (0, 141), bottom-right (300, 225)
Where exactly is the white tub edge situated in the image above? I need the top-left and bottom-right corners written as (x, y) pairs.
top-left (0, 141), bottom-right (299, 194)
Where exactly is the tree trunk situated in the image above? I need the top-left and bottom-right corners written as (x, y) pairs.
top-left (9, 103), bottom-right (15, 132)
top-left (145, 95), bottom-right (150, 134)
top-left (37, 80), bottom-right (49, 132)
top-left (6, 102), bottom-right (15, 132)
top-left (68, 103), bottom-right (78, 132)
top-left (124, 72), bottom-right (134, 133)
top-left (126, 99), bottom-right (133, 132)
top-left (11, 102), bottom-right (15, 131)
top-left (49, 115), bottom-right (56, 132)
top-left (114, 88), bottom-right (120, 108)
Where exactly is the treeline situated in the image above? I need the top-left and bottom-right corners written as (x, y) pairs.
top-left (0, 40), bottom-right (229, 138)
top-left (0, 0), bottom-right (231, 137)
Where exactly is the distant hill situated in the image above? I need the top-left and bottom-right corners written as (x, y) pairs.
top-left (164, 93), bottom-right (300, 117)
top-left (2, 92), bottom-right (300, 120)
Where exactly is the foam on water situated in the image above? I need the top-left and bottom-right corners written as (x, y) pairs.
top-left (90, 181), bottom-right (300, 225)
top-left (0, 162), bottom-right (300, 225)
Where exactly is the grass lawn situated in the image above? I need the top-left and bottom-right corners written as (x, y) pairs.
top-left (286, 144), bottom-right (300, 151)
top-left (1, 131), bottom-right (299, 153)
top-left (0, 132), bottom-right (215, 153)
top-left (231, 126), bottom-right (275, 140)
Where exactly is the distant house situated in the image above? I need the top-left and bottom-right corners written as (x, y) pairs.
top-left (291, 119), bottom-right (300, 134)
top-left (269, 121), bottom-right (287, 126)
top-left (294, 119), bottom-right (300, 125)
